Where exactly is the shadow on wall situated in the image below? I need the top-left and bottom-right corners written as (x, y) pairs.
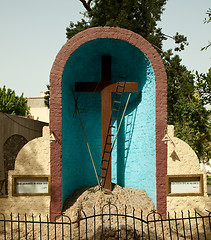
top-left (0, 112), bottom-right (48, 195)
top-left (3, 135), bottom-right (28, 194)
top-left (0, 127), bottom-right (50, 216)
top-left (170, 150), bottom-right (180, 161)
top-left (116, 108), bottom-right (138, 186)
top-left (61, 37), bottom-right (156, 206)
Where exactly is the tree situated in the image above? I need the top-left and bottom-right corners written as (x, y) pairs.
top-left (44, 84), bottom-right (50, 108)
top-left (66, 0), bottom-right (188, 52)
top-left (0, 85), bottom-right (29, 116)
top-left (165, 51), bottom-right (210, 158)
top-left (201, 8), bottom-right (211, 51)
top-left (195, 68), bottom-right (211, 106)
top-left (64, 0), bottom-right (210, 159)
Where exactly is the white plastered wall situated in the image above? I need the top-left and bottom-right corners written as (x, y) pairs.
top-left (0, 126), bottom-right (50, 218)
top-left (167, 125), bottom-right (211, 214)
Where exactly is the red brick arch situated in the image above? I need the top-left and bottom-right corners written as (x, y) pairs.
top-left (50, 27), bottom-right (167, 219)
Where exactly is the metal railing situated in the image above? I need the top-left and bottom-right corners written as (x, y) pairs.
top-left (0, 204), bottom-right (211, 239)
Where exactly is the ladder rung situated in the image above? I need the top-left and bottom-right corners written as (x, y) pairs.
top-left (114, 100), bottom-right (121, 104)
top-left (100, 167), bottom-right (107, 170)
top-left (108, 134), bottom-right (114, 136)
top-left (104, 151), bottom-right (111, 154)
top-left (116, 92), bottom-right (122, 95)
top-left (117, 84), bottom-right (125, 87)
top-left (112, 108), bottom-right (119, 112)
top-left (105, 142), bottom-right (112, 145)
top-left (109, 125), bottom-right (115, 128)
top-left (102, 159), bottom-right (109, 162)
top-left (112, 117), bottom-right (118, 120)
top-left (99, 175), bottom-right (106, 178)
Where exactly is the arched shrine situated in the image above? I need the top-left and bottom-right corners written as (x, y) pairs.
top-left (50, 27), bottom-right (167, 219)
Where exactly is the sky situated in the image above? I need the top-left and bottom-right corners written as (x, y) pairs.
top-left (0, 0), bottom-right (210, 97)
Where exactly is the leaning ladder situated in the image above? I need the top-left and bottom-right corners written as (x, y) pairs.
top-left (100, 82), bottom-right (126, 188)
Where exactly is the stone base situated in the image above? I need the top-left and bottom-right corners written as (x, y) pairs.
top-left (62, 184), bottom-right (154, 221)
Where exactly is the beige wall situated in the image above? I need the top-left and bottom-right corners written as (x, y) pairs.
top-left (167, 125), bottom-right (211, 214)
top-left (0, 112), bottom-right (48, 185)
top-left (26, 92), bottom-right (49, 123)
top-left (1, 124), bottom-right (210, 218)
top-left (0, 127), bottom-right (50, 217)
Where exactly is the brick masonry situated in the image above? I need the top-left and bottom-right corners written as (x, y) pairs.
top-left (50, 27), bottom-right (167, 220)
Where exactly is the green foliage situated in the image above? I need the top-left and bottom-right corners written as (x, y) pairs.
top-left (172, 98), bottom-right (210, 158)
top-left (204, 8), bottom-right (211, 24)
top-left (164, 51), bottom-right (210, 158)
top-left (66, 19), bottom-right (90, 40)
top-left (0, 86), bottom-right (29, 116)
top-left (64, 0), bottom-right (210, 159)
top-left (202, 41), bottom-right (211, 51)
top-left (195, 68), bottom-right (211, 106)
top-left (173, 32), bottom-right (189, 51)
top-left (44, 84), bottom-right (50, 108)
top-left (201, 8), bottom-right (211, 51)
top-left (66, 0), bottom-right (188, 51)
top-left (164, 50), bottom-right (195, 122)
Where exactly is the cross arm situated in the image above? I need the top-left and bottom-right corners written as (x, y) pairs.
top-left (75, 82), bottom-right (105, 92)
top-left (75, 82), bottom-right (138, 93)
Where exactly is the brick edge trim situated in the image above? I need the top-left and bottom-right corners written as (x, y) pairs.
top-left (50, 27), bottom-right (167, 220)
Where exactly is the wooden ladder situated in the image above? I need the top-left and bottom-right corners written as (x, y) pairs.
top-left (100, 82), bottom-right (126, 188)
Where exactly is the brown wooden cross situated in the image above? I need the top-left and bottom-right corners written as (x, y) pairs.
top-left (75, 56), bottom-right (138, 190)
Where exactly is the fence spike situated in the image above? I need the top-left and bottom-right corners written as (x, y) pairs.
top-left (188, 210), bottom-right (193, 240)
top-left (167, 212), bottom-right (172, 240)
top-left (17, 212), bottom-right (20, 240)
top-left (25, 213), bottom-right (28, 240)
top-left (181, 210), bottom-right (186, 239)
top-left (1, 209), bottom-right (210, 239)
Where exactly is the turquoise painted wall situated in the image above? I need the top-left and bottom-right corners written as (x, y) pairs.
top-left (111, 65), bottom-right (156, 205)
top-left (62, 38), bottom-right (156, 207)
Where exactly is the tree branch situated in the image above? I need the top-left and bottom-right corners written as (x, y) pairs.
top-left (79, 0), bottom-right (92, 12)
top-left (152, 44), bottom-right (183, 76)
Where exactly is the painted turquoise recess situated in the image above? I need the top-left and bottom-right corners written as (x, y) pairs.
top-left (61, 38), bottom-right (156, 208)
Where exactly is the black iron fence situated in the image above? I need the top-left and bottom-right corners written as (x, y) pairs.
top-left (0, 203), bottom-right (211, 239)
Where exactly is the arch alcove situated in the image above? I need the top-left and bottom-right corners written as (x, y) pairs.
top-left (50, 27), bottom-right (167, 219)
